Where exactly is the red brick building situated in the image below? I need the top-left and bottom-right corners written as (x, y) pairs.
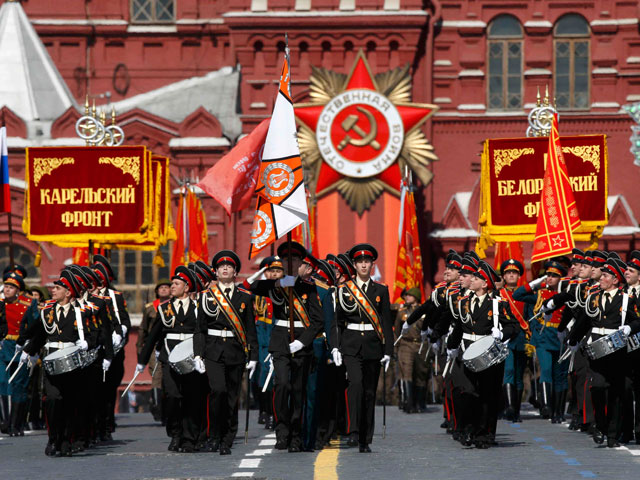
top-left (2, 0), bottom-right (640, 311)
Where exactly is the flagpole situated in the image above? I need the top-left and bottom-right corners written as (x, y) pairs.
top-left (287, 231), bottom-right (295, 343)
top-left (182, 184), bottom-right (189, 265)
top-left (2, 116), bottom-right (14, 266)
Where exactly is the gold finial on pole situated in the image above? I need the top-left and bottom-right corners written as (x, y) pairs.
top-left (85, 95), bottom-right (90, 115)
top-left (111, 105), bottom-right (117, 126)
top-left (91, 100), bottom-right (96, 119)
top-left (536, 87), bottom-right (541, 107)
top-left (544, 85), bottom-right (549, 107)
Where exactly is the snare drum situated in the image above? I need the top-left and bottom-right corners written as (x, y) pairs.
top-left (462, 336), bottom-right (509, 373)
top-left (43, 346), bottom-right (84, 375)
top-left (628, 332), bottom-right (640, 353)
top-left (82, 348), bottom-right (100, 367)
top-left (586, 330), bottom-right (627, 360)
top-left (168, 338), bottom-right (196, 375)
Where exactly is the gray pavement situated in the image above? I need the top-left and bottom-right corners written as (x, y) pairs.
top-left (1, 405), bottom-right (639, 479)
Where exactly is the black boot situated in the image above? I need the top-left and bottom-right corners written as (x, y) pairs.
top-left (504, 384), bottom-right (515, 421)
top-left (552, 390), bottom-right (567, 424)
top-left (528, 380), bottom-right (540, 409)
top-left (150, 388), bottom-right (163, 422)
top-left (513, 389), bottom-right (523, 423)
top-left (405, 381), bottom-right (415, 413)
top-left (540, 383), bottom-right (553, 419)
top-left (0, 395), bottom-right (9, 434)
top-left (415, 386), bottom-right (427, 413)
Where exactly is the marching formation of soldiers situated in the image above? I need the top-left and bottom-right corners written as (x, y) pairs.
top-left (4, 243), bottom-right (640, 456)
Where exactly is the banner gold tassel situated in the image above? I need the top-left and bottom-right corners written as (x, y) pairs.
top-left (153, 249), bottom-right (165, 267)
top-left (34, 245), bottom-right (42, 267)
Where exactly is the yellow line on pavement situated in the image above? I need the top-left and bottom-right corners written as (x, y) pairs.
top-left (313, 443), bottom-right (340, 480)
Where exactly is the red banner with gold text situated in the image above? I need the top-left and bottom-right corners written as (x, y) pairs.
top-left (477, 135), bottom-right (607, 254)
top-left (23, 146), bottom-right (151, 244)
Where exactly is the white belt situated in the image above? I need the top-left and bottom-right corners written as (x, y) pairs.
top-left (274, 320), bottom-right (304, 329)
top-left (591, 327), bottom-right (617, 336)
top-left (347, 323), bottom-right (374, 331)
top-left (45, 341), bottom-right (75, 350)
top-left (166, 333), bottom-right (194, 341)
top-left (462, 333), bottom-right (489, 341)
top-left (207, 329), bottom-right (235, 338)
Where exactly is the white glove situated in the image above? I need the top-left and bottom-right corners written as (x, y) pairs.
top-left (102, 359), bottom-right (111, 371)
top-left (401, 321), bottom-right (410, 335)
top-left (557, 330), bottom-right (568, 343)
top-left (380, 354), bottom-right (391, 372)
top-left (446, 348), bottom-right (458, 361)
top-left (14, 343), bottom-right (24, 355)
top-left (247, 266), bottom-right (268, 285)
top-left (619, 325), bottom-right (631, 336)
top-left (135, 363), bottom-right (145, 374)
top-left (246, 360), bottom-right (257, 379)
top-left (112, 332), bottom-right (123, 347)
top-left (542, 300), bottom-right (555, 313)
top-left (331, 348), bottom-right (343, 366)
top-left (289, 339), bottom-right (304, 354)
top-left (121, 325), bottom-right (128, 337)
top-left (491, 327), bottom-right (503, 341)
top-left (194, 356), bottom-right (206, 374)
top-left (154, 349), bottom-right (160, 361)
top-left (569, 342), bottom-right (580, 353)
top-left (433, 339), bottom-right (442, 351)
top-left (529, 275), bottom-right (547, 291)
top-left (543, 312), bottom-right (552, 324)
top-left (420, 329), bottom-right (430, 343)
top-left (76, 339), bottom-right (88, 351)
top-left (19, 351), bottom-right (30, 365)
top-left (279, 275), bottom-right (297, 288)
top-left (28, 354), bottom-right (39, 366)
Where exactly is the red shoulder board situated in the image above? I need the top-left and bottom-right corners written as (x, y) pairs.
top-left (237, 287), bottom-right (251, 295)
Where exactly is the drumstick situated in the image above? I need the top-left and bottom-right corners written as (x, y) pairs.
top-left (418, 341), bottom-right (424, 355)
top-left (261, 361), bottom-right (274, 393)
top-left (424, 344), bottom-right (432, 363)
top-left (121, 370), bottom-right (141, 398)
top-left (103, 369), bottom-right (106, 382)
top-left (5, 349), bottom-right (20, 371)
top-left (393, 334), bottom-right (403, 347)
top-left (8, 361), bottom-right (25, 384)
top-left (151, 361), bottom-right (159, 378)
top-left (557, 347), bottom-right (573, 364)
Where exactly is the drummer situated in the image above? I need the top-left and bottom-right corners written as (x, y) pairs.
top-left (445, 261), bottom-right (520, 449)
top-left (20, 270), bottom-right (92, 457)
top-left (513, 260), bottom-right (569, 422)
top-left (566, 258), bottom-right (640, 447)
top-left (136, 265), bottom-right (205, 453)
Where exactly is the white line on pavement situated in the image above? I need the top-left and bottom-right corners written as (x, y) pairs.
top-left (247, 448), bottom-right (273, 456)
top-left (239, 458), bottom-right (262, 468)
top-left (232, 473), bottom-right (254, 477)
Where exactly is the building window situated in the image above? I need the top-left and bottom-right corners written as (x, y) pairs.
top-left (110, 245), bottom-right (171, 314)
top-left (130, 0), bottom-right (176, 23)
top-left (487, 15), bottom-right (523, 110)
top-left (554, 14), bottom-right (590, 110)
top-left (0, 244), bottom-right (39, 285)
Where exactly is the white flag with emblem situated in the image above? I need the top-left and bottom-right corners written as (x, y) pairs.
top-left (250, 46), bottom-right (308, 258)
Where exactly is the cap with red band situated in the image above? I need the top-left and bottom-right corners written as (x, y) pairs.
top-left (349, 243), bottom-right (378, 262)
top-left (172, 265), bottom-right (197, 292)
top-left (212, 250), bottom-right (241, 273)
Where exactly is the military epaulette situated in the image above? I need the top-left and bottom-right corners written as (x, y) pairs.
top-left (569, 278), bottom-right (587, 285)
top-left (21, 292), bottom-right (34, 300)
top-left (435, 281), bottom-right (447, 289)
top-left (314, 279), bottom-right (329, 290)
top-left (159, 299), bottom-right (171, 305)
top-left (44, 299), bottom-right (56, 306)
top-left (237, 286), bottom-right (251, 295)
top-left (144, 302), bottom-right (154, 308)
top-left (17, 297), bottom-right (33, 307)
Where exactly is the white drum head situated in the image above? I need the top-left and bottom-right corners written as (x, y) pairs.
top-left (462, 336), bottom-right (494, 360)
top-left (168, 338), bottom-right (193, 362)
top-left (44, 346), bottom-right (80, 360)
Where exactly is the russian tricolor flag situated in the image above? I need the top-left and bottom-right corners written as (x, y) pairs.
top-left (0, 126), bottom-right (10, 213)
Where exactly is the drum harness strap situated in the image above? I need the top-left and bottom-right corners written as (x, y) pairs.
top-left (43, 302), bottom-right (85, 352)
top-left (160, 299), bottom-right (198, 356)
top-left (587, 292), bottom-right (628, 344)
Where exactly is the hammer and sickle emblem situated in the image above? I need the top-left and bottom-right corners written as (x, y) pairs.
top-left (338, 107), bottom-right (381, 151)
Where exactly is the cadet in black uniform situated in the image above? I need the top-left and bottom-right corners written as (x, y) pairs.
top-left (446, 261), bottom-right (520, 449)
top-left (195, 250), bottom-right (258, 455)
top-left (136, 266), bottom-right (204, 452)
top-left (249, 241), bottom-right (323, 452)
top-left (567, 258), bottom-right (640, 447)
top-left (21, 270), bottom-right (93, 457)
top-left (330, 244), bottom-right (394, 453)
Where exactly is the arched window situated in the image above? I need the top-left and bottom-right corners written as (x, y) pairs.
top-left (487, 15), bottom-right (523, 110)
top-left (554, 14), bottom-right (590, 110)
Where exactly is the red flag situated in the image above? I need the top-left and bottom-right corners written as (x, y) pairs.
top-left (197, 119), bottom-right (269, 216)
top-left (1, 127), bottom-right (10, 213)
top-left (494, 242), bottom-right (527, 286)
top-left (171, 189), bottom-right (209, 273)
top-left (393, 185), bottom-right (425, 302)
top-left (531, 115), bottom-right (581, 262)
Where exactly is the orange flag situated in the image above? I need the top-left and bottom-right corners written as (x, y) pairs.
top-left (531, 114), bottom-right (581, 262)
top-left (393, 184), bottom-right (425, 302)
top-left (171, 188), bottom-right (209, 273)
top-left (249, 46), bottom-right (308, 258)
